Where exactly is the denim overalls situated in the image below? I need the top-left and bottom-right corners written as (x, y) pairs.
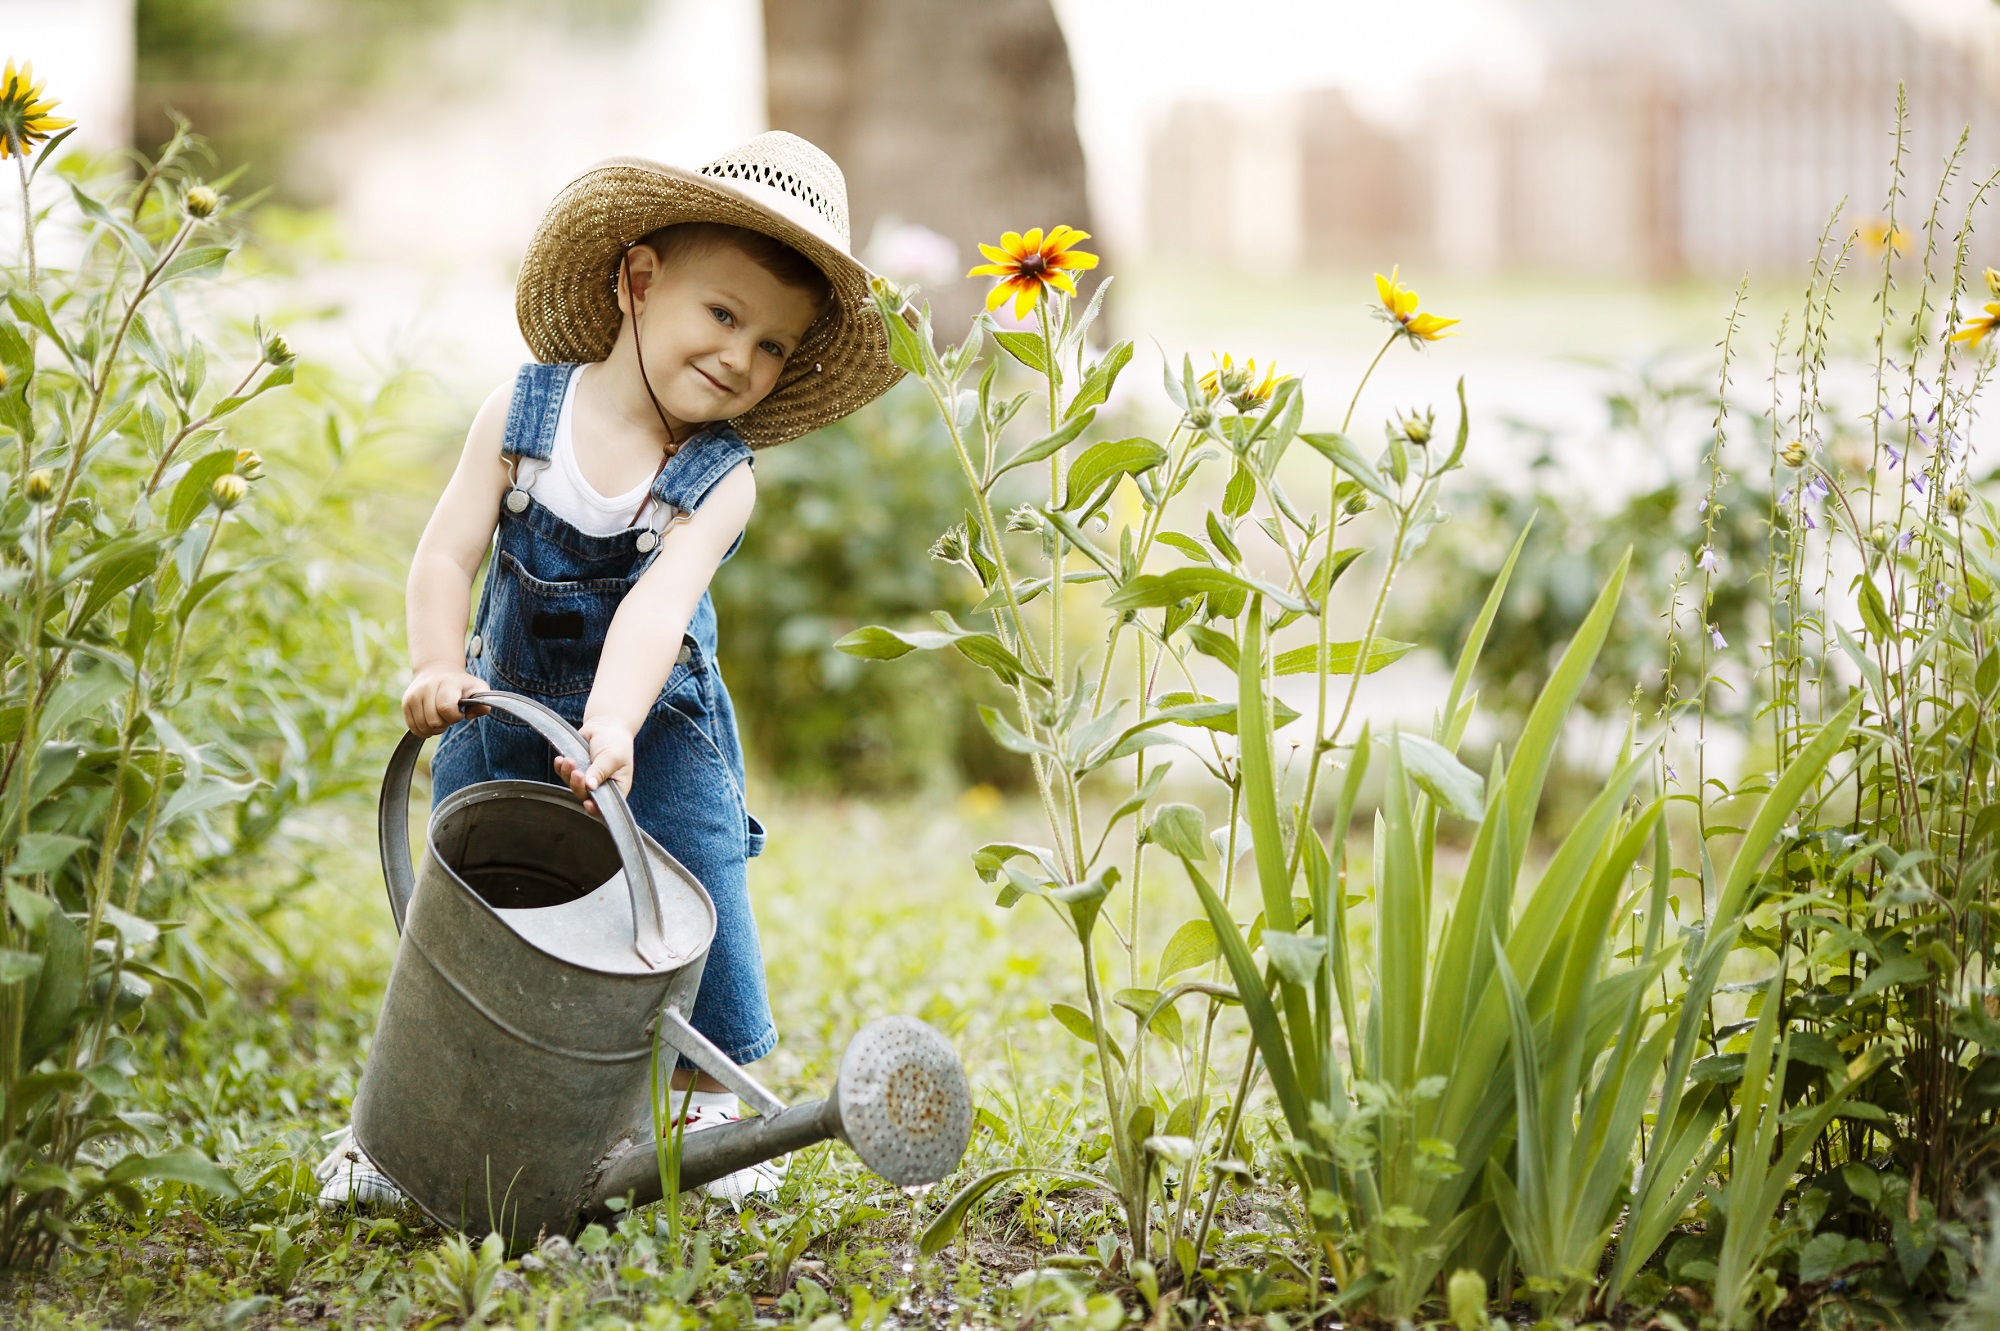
top-left (432, 361), bottom-right (776, 1067)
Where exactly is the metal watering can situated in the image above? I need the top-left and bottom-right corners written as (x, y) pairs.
top-left (351, 691), bottom-right (973, 1243)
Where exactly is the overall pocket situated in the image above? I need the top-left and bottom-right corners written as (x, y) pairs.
top-left (482, 551), bottom-right (624, 697)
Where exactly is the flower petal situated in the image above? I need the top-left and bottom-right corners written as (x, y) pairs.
top-left (1048, 248), bottom-right (1099, 271)
top-left (1012, 280), bottom-right (1041, 321)
top-left (967, 262), bottom-right (1014, 277)
top-left (977, 242), bottom-right (1013, 265)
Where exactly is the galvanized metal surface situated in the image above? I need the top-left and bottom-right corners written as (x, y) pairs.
top-left (584, 1015), bottom-right (974, 1215)
top-left (355, 693), bottom-right (715, 1243)
top-left (354, 690), bottom-right (974, 1242)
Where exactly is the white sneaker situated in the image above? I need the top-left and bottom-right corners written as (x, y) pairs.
top-left (313, 1126), bottom-right (406, 1210)
top-left (681, 1104), bottom-right (784, 1207)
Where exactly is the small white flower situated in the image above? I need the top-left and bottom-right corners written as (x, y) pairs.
top-left (1696, 546), bottom-right (1720, 573)
top-left (1709, 625), bottom-right (1727, 650)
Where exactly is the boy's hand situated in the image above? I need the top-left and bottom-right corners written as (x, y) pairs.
top-left (554, 717), bottom-right (634, 819)
top-left (402, 668), bottom-right (489, 737)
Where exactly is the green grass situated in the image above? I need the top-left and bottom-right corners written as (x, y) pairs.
top-left (0, 789), bottom-right (1293, 1329)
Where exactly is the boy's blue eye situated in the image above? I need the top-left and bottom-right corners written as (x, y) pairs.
top-left (710, 307), bottom-right (732, 325)
top-left (760, 341), bottom-right (785, 358)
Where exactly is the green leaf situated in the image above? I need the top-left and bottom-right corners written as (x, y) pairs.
top-left (919, 1166), bottom-right (1106, 1255)
top-left (1107, 567), bottom-right (1308, 615)
top-left (1857, 576), bottom-right (1894, 641)
top-left (1222, 463), bottom-right (1255, 518)
top-left (104, 1149), bottom-right (240, 1198)
top-left (1157, 919), bottom-right (1219, 982)
top-left (1063, 437), bottom-right (1167, 512)
top-left (833, 621), bottom-right (1044, 688)
top-left (69, 538), bottom-right (163, 634)
top-left (994, 331), bottom-right (1048, 374)
top-left (1300, 431), bottom-right (1392, 500)
top-left (1067, 340), bottom-right (1133, 419)
top-left (1053, 865), bottom-right (1119, 940)
top-left (1145, 804), bottom-right (1209, 861)
top-left (41, 669), bottom-right (127, 740)
top-left (879, 299), bottom-right (932, 376)
top-left (1274, 639), bottom-right (1415, 676)
top-left (995, 409), bottom-right (1094, 480)
top-left (1262, 929), bottom-right (1328, 987)
top-left (977, 706), bottom-right (1048, 755)
top-left (155, 245), bottom-right (233, 286)
top-left (0, 950), bottom-right (44, 985)
top-left (22, 908), bottom-right (87, 1065)
top-left (6, 834), bottom-right (88, 877)
top-left (166, 450), bottom-right (238, 533)
top-left (1106, 567), bottom-right (1251, 610)
top-left (1182, 623), bottom-right (1238, 671)
top-left (1381, 731), bottom-right (1485, 820)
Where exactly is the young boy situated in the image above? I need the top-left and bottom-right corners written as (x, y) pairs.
top-left (317, 132), bottom-right (900, 1209)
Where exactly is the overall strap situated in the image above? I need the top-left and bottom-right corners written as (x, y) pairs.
top-left (501, 362), bottom-right (581, 461)
top-left (650, 424), bottom-right (754, 517)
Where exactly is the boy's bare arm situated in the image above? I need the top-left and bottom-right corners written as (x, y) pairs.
top-left (557, 462), bottom-right (757, 806)
top-left (403, 384), bottom-right (512, 735)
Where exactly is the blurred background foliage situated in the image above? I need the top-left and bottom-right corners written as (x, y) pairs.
top-left (133, 0), bottom-right (643, 200)
top-left (712, 384), bottom-right (1025, 793)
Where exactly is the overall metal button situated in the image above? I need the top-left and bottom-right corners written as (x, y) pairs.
top-left (635, 530), bottom-right (658, 553)
top-left (505, 489), bottom-right (530, 513)
top-left (468, 634), bottom-right (484, 658)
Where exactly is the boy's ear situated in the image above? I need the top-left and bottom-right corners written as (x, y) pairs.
top-left (616, 244), bottom-right (663, 317)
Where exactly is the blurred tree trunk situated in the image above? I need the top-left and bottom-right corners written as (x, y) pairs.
top-left (763, 0), bottom-right (1094, 332)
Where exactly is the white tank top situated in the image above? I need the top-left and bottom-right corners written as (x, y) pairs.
top-left (522, 370), bottom-right (665, 537)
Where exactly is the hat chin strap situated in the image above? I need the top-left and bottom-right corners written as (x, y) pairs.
top-left (622, 244), bottom-right (688, 527)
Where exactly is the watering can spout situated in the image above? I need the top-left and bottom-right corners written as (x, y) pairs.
top-left (585, 1015), bottom-right (973, 1218)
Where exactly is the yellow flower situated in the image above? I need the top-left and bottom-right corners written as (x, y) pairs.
top-left (1198, 353), bottom-right (1287, 410)
top-left (1373, 266), bottom-right (1459, 343)
top-left (1952, 301), bottom-right (2000, 347)
top-left (1856, 218), bottom-right (1909, 259)
top-left (967, 226), bottom-right (1099, 320)
top-left (0, 60), bottom-right (74, 160)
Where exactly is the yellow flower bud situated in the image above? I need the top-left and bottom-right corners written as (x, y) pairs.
top-left (234, 448), bottom-right (264, 479)
top-left (1947, 485), bottom-right (1971, 516)
top-left (1399, 409), bottom-right (1434, 447)
top-left (263, 333), bottom-right (293, 366)
top-left (211, 473), bottom-right (249, 509)
top-left (0, 363), bottom-right (9, 390)
top-left (1343, 492), bottom-right (1369, 515)
top-left (1780, 440), bottom-right (1808, 469)
top-left (1868, 523), bottom-right (1892, 551)
top-left (23, 468), bottom-right (55, 502)
top-left (183, 185), bottom-right (219, 219)
top-left (1985, 267), bottom-right (2000, 299)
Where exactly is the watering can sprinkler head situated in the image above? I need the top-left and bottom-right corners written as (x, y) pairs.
top-left (586, 1013), bottom-right (973, 1216)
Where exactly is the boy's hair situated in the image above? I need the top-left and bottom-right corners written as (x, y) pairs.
top-left (636, 221), bottom-right (832, 315)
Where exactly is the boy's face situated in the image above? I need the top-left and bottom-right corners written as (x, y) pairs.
top-left (621, 242), bottom-right (821, 426)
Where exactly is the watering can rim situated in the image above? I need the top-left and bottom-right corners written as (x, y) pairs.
top-left (377, 689), bottom-right (695, 972)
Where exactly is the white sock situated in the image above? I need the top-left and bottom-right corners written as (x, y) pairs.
top-left (681, 1089), bottom-right (737, 1115)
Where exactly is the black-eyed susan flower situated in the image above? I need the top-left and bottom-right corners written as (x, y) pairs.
top-left (968, 226), bottom-right (1099, 320)
top-left (1374, 267), bottom-right (1458, 344)
top-left (1199, 353), bottom-right (1286, 411)
top-left (0, 60), bottom-right (73, 160)
top-left (1952, 301), bottom-right (2000, 348)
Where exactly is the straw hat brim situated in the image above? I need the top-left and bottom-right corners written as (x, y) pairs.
top-left (515, 156), bottom-right (902, 448)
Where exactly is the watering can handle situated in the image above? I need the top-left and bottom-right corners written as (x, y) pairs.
top-left (377, 690), bottom-right (672, 968)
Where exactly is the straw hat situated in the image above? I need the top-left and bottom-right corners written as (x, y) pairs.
top-left (515, 132), bottom-right (901, 447)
